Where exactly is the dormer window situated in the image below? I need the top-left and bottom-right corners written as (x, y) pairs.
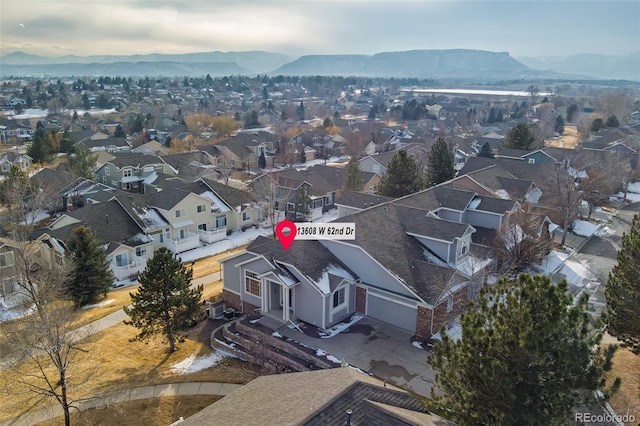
top-left (458, 238), bottom-right (469, 258)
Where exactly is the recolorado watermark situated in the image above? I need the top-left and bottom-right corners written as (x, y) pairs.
top-left (575, 412), bottom-right (636, 424)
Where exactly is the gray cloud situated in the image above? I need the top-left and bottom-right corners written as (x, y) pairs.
top-left (1, 1), bottom-right (638, 57)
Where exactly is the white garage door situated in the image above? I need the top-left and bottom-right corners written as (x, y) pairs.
top-left (367, 292), bottom-right (416, 332)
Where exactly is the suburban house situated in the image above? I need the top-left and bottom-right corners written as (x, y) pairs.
top-left (335, 190), bottom-right (393, 218)
top-left (251, 169), bottom-right (337, 221)
top-left (214, 131), bottom-right (279, 170)
top-left (221, 184), bottom-right (521, 339)
top-left (0, 152), bottom-right (32, 175)
top-left (305, 164), bottom-right (381, 194)
top-left (78, 136), bottom-right (131, 153)
top-left (95, 152), bottom-right (175, 193)
top-left (0, 123), bottom-right (33, 145)
top-left (182, 368), bottom-right (455, 426)
top-left (358, 145), bottom-right (428, 176)
top-left (34, 200), bottom-right (155, 282)
top-left (0, 240), bottom-right (24, 312)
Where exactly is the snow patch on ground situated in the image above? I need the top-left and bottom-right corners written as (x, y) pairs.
top-left (170, 351), bottom-right (229, 374)
top-left (627, 181), bottom-right (640, 193)
top-left (412, 341), bottom-right (423, 349)
top-left (178, 226), bottom-right (273, 263)
top-left (571, 220), bottom-right (600, 237)
top-left (319, 313), bottom-right (364, 338)
top-left (81, 299), bottom-right (115, 310)
top-left (0, 303), bottom-right (36, 323)
top-left (271, 331), bottom-right (283, 338)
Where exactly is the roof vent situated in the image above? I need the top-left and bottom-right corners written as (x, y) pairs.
top-left (345, 409), bottom-right (353, 426)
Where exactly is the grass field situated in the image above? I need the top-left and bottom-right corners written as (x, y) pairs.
top-left (36, 395), bottom-right (222, 426)
top-left (0, 312), bottom-right (260, 423)
top-left (607, 345), bottom-right (640, 421)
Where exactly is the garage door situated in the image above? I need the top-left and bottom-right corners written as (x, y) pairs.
top-left (367, 292), bottom-right (416, 332)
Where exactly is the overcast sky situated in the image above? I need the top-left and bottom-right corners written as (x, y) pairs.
top-left (1, 0), bottom-right (638, 58)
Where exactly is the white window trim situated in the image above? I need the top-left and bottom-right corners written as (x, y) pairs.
top-left (104, 167), bottom-right (110, 176)
top-left (245, 270), bottom-right (261, 297)
top-left (175, 209), bottom-right (186, 218)
top-left (332, 286), bottom-right (347, 311)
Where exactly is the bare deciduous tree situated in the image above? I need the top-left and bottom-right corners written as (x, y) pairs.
top-left (496, 210), bottom-right (552, 274)
top-left (1, 245), bottom-right (96, 426)
top-left (250, 173), bottom-right (292, 234)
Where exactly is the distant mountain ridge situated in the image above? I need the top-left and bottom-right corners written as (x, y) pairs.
top-left (517, 52), bottom-right (640, 81)
top-left (271, 49), bottom-right (578, 81)
top-left (0, 48), bottom-right (610, 81)
top-left (1, 50), bottom-right (295, 74)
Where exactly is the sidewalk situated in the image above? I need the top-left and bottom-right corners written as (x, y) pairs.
top-left (2, 381), bottom-right (242, 426)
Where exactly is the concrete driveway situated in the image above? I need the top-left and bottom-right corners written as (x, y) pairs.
top-left (279, 317), bottom-right (435, 397)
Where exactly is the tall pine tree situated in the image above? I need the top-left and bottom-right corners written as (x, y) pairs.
top-left (478, 141), bottom-right (494, 158)
top-left (427, 137), bottom-right (455, 186)
top-left (67, 226), bottom-right (114, 306)
top-left (605, 213), bottom-right (640, 354)
top-left (258, 150), bottom-right (267, 169)
top-left (124, 247), bottom-right (202, 351)
top-left (377, 150), bottom-right (421, 197)
top-left (429, 274), bottom-right (616, 425)
top-left (344, 157), bottom-right (364, 191)
top-left (504, 122), bottom-right (536, 150)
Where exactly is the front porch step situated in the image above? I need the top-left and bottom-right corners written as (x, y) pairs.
top-left (210, 316), bottom-right (340, 373)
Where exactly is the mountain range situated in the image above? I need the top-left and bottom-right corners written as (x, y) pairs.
top-left (516, 52), bottom-right (640, 81)
top-left (0, 49), bottom-right (637, 81)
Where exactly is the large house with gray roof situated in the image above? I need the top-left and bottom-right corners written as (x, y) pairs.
top-left (95, 152), bottom-right (175, 193)
top-left (221, 183), bottom-right (520, 338)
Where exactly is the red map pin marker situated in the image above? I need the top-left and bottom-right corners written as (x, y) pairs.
top-left (275, 220), bottom-right (297, 250)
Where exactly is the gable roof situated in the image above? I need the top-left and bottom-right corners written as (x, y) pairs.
top-left (246, 236), bottom-right (355, 293)
top-left (335, 190), bottom-right (393, 210)
top-left (79, 136), bottom-right (130, 150)
top-left (305, 164), bottom-right (377, 190)
top-left (181, 368), bottom-right (453, 426)
top-left (44, 200), bottom-right (146, 246)
top-left (104, 152), bottom-right (165, 169)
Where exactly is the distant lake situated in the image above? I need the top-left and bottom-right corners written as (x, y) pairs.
top-left (402, 88), bottom-right (553, 97)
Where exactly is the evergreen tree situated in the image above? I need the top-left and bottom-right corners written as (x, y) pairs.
top-left (67, 226), bottom-right (114, 306)
top-left (487, 107), bottom-right (496, 123)
top-left (297, 101), bottom-right (305, 121)
top-left (427, 137), bottom-right (455, 186)
top-left (605, 213), bottom-right (640, 354)
top-left (262, 86), bottom-right (269, 100)
top-left (566, 104), bottom-right (579, 122)
top-left (67, 144), bottom-right (97, 179)
top-left (59, 130), bottom-right (74, 153)
top-left (504, 122), bottom-right (536, 150)
top-left (27, 122), bottom-right (51, 163)
top-left (244, 110), bottom-right (260, 129)
top-left (344, 157), bottom-right (363, 191)
top-left (606, 114), bottom-right (620, 128)
top-left (124, 247), bottom-right (202, 351)
top-left (496, 109), bottom-right (504, 122)
top-left (429, 274), bottom-right (616, 425)
top-left (258, 150), bottom-right (267, 169)
top-left (554, 115), bottom-right (565, 134)
top-left (478, 141), bottom-right (494, 158)
top-left (377, 150), bottom-right (421, 197)
top-left (590, 118), bottom-right (605, 132)
top-left (113, 124), bottom-right (125, 138)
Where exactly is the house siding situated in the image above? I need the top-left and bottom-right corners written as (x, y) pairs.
top-left (294, 282), bottom-right (325, 328)
top-left (432, 286), bottom-right (468, 335)
top-left (321, 241), bottom-right (417, 299)
top-left (414, 237), bottom-right (450, 263)
top-left (463, 210), bottom-right (502, 229)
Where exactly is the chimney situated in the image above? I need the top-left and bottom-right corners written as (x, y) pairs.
top-left (344, 409), bottom-right (353, 426)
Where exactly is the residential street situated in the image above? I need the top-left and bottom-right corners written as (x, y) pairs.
top-left (558, 202), bottom-right (639, 320)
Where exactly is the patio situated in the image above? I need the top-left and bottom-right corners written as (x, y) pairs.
top-left (275, 317), bottom-right (436, 397)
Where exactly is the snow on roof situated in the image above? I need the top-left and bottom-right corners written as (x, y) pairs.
top-left (495, 189), bottom-right (511, 199)
top-left (121, 175), bottom-right (143, 183)
top-left (132, 233), bottom-right (154, 244)
top-left (171, 219), bottom-right (194, 228)
top-left (277, 272), bottom-right (297, 287)
top-left (312, 264), bottom-right (355, 295)
top-left (142, 172), bottom-right (158, 185)
top-left (136, 206), bottom-right (168, 231)
top-left (524, 186), bottom-right (542, 204)
top-left (468, 197), bottom-right (481, 210)
top-left (199, 191), bottom-right (231, 213)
